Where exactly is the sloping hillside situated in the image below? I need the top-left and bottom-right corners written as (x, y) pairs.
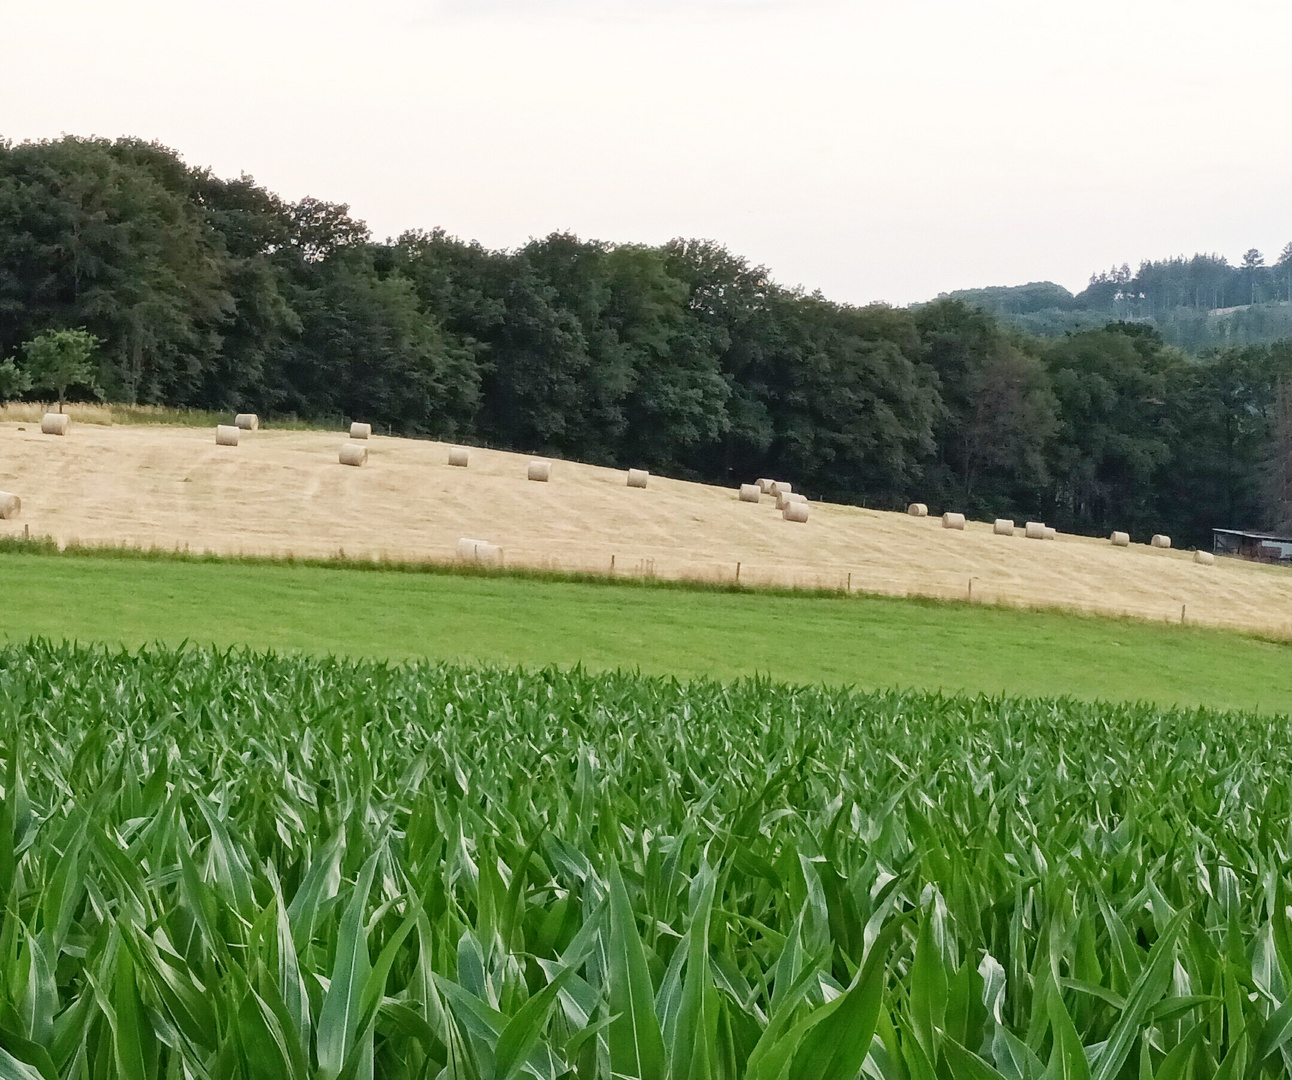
top-left (3, 420), bottom-right (1290, 636)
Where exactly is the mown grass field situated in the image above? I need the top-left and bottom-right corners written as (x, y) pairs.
top-left (1, 641), bottom-right (1290, 1079)
top-left (2, 549), bottom-right (1291, 711)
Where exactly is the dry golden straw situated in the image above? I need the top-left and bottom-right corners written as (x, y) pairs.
top-left (1151, 534), bottom-right (1172, 549)
top-left (448, 447), bottom-right (469, 467)
top-left (339, 442), bottom-right (368, 467)
top-left (627, 469), bottom-right (649, 489)
top-left (527, 460), bottom-right (551, 482)
top-left (0, 491), bottom-right (20, 520)
top-left (215, 425), bottom-right (240, 447)
top-left (942, 512), bottom-right (966, 530)
top-left (456, 537), bottom-right (503, 564)
top-left (783, 500), bottom-right (809, 523)
top-left (350, 422), bottom-right (372, 440)
top-left (234, 414), bottom-right (259, 431)
top-left (1194, 550), bottom-right (1215, 565)
top-left (40, 413), bottom-right (69, 436)
top-left (907, 503), bottom-right (928, 517)
top-left (1111, 531), bottom-right (1130, 547)
top-left (993, 519), bottom-right (1014, 536)
top-left (739, 484), bottom-right (761, 503)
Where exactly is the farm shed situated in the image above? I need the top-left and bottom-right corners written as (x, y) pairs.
top-left (1212, 529), bottom-right (1292, 564)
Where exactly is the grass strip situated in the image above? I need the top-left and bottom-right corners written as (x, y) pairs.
top-left (2, 546), bottom-right (1289, 711)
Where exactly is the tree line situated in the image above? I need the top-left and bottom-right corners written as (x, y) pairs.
top-left (3, 136), bottom-right (1291, 547)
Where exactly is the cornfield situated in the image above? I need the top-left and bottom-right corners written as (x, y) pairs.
top-left (0, 641), bottom-right (1290, 1079)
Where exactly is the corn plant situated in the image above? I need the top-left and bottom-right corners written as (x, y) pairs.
top-left (0, 641), bottom-right (1290, 1078)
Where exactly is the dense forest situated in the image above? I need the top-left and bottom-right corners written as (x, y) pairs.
top-left (3, 136), bottom-right (1292, 548)
top-left (944, 246), bottom-right (1292, 352)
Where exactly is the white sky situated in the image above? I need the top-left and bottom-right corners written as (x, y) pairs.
top-left (3, 0), bottom-right (1290, 305)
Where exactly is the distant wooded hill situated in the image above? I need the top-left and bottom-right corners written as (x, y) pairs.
top-left (938, 249), bottom-right (1292, 352)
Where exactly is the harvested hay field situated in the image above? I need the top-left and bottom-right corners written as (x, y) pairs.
top-left (3, 420), bottom-right (1291, 636)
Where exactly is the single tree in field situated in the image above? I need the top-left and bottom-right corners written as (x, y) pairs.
top-left (21, 329), bottom-right (101, 413)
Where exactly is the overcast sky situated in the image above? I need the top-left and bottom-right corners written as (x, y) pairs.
top-left (3, 0), bottom-right (1290, 305)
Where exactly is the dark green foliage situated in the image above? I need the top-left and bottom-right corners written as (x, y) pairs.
top-left (18, 327), bottom-right (99, 409)
top-left (2, 641), bottom-right (1291, 1076)
top-left (4, 136), bottom-right (1292, 544)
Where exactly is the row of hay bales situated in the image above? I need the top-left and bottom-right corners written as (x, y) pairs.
top-left (215, 415), bottom-right (377, 466)
top-left (909, 501), bottom-right (1215, 564)
top-left (737, 478), bottom-right (809, 522)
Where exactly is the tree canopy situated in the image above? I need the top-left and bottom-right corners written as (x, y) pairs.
top-left (3, 136), bottom-right (1291, 546)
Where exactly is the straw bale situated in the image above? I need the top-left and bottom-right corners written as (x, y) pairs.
top-left (1194, 550), bottom-right (1215, 565)
top-left (40, 413), bottom-right (69, 436)
top-left (907, 503), bottom-right (928, 517)
top-left (350, 422), bottom-right (372, 440)
top-left (627, 468), bottom-right (649, 488)
top-left (739, 484), bottom-right (761, 503)
top-left (1110, 531), bottom-right (1130, 547)
top-left (339, 442), bottom-right (368, 467)
top-left (215, 425), bottom-right (239, 446)
top-left (770, 481), bottom-right (792, 497)
top-left (993, 519), bottom-right (1014, 536)
top-left (457, 538), bottom-right (502, 565)
top-left (756, 478), bottom-right (774, 494)
top-left (783, 500), bottom-right (809, 523)
top-left (1151, 534), bottom-right (1171, 549)
top-left (1025, 521), bottom-right (1046, 540)
top-left (1044, 527), bottom-right (1057, 540)
top-left (0, 491), bottom-right (19, 520)
top-left (234, 414), bottom-right (259, 431)
top-left (942, 512), bottom-right (966, 530)
top-left (448, 447), bottom-right (469, 467)
top-left (528, 459), bottom-right (551, 482)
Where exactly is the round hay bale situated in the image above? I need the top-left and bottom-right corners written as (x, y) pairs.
top-left (770, 481), bottom-right (792, 498)
top-left (756, 478), bottom-right (774, 494)
top-left (1110, 531), bottom-right (1130, 547)
top-left (1024, 521), bottom-right (1046, 540)
top-left (776, 491), bottom-right (804, 510)
top-left (40, 413), bottom-right (69, 436)
top-left (1194, 549), bottom-right (1215, 565)
top-left (527, 460), bottom-right (551, 482)
top-left (993, 518), bottom-right (1014, 536)
top-left (1151, 534), bottom-right (1171, 549)
top-left (907, 503), bottom-right (928, 517)
top-left (234, 413), bottom-right (259, 431)
top-left (339, 442), bottom-right (368, 467)
top-left (0, 491), bottom-right (20, 520)
top-left (350, 422), bottom-right (372, 440)
top-left (456, 538), bottom-right (503, 565)
top-left (627, 468), bottom-right (649, 489)
top-left (942, 512), bottom-right (966, 530)
top-left (448, 447), bottom-right (469, 467)
top-left (215, 425), bottom-right (240, 446)
top-left (1043, 527), bottom-right (1057, 540)
top-left (739, 484), bottom-right (761, 503)
top-left (783, 500), bottom-right (809, 523)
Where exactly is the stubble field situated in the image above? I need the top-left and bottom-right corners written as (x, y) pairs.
top-left (2, 418), bottom-right (1291, 637)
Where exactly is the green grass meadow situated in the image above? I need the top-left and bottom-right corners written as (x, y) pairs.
top-left (2, 549), bottom-right (1290, 711)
